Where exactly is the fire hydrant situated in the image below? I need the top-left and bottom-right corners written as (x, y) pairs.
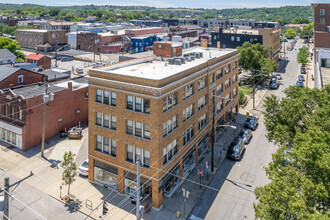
top-left (177, 211), bottom-right (180, 218)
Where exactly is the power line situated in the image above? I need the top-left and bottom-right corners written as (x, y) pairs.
top-left (0, 210), bottom-right (10, 220)
top-left (1, 188), bottom-right (47, 220)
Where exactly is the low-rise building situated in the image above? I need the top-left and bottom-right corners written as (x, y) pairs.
top-left (0, 49), bottom-right (16, 64)
top-left (15, 29), bottom-right (68, 51)
top-left (25, 53), bottom-right (51, 69)
top-left (130, 35), bottom-right (159, 53)
top-left (0, 77), bottom-right (88, 150)
top-left (211, 28), bottom-right (280, 60)
top-left (77, 32), bottom-right (122, 52)
top-left (88, 46), bottom-right (239, 208)
top-left (125, 27), bottom-right (164, 38)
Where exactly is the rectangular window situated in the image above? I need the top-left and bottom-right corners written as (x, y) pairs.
top-left (96, 89), bottom-right (102, 103)
top-left (198, 95), bottom-right (206, 110)
top-left (11, 107), bottom-right (14, 118)
top-left (233, 87), bottom-right (238, 98)
top-left (103, 91), bottom-right (109, 105)
top-left (198, 114), bottom-right (206, 130)
top-left (163, 93), bottom-right (177, 112)
top-left (320, 18), bottom-right (325, 24)
top-left (126, 145), bottom-right (150, 168)
top-left (216, 69), bottom-right (223, 80)
top-left (96, 112), bottom-right (102, 126)
top-left (111, 93), bottom-right (116, 106)
top-left (237, 37), bottom-right (240, 41)
top-left (18, 75), bottom-right (24, 84)
top-left (183, 104), bottom-right (194, 122)
top-left (225, 93), bottom-right (231, 106)
top-left (126, 95), bottom-right (150, 114)
top-left (163, 139), bottom-right (178, 165)
top-left (111, 117), bottom-right (116, 130)
top-left (197, 77), bottom-right (206, 91)
top-left (233, 74), bottom-right (237, 83)
top-left (225, 79), bottom-right (231, 90)
top-left (19, 108), bottom-right (22, 120)
top-left (225, 64), bottom-right (230, 74)
top-left (320, 9), bottom-right (325, 15)
top-left (183, 84), bottom-right (194, 100)
top-left (163, 115), bottom-right (178, 137)
top-left (216, 100), bottom-right (223, 114)
top-left (103, 114), bottom-right (110, 128)
top-left (95, 135), bottom-right (116, 157)
top-left (231, 36), bottom-right (235, 41)
top-left (183, 125), bottom-right (194, 146)
top-left (232, 61), bottom-right (237, 70)
top-left (126, 120), bottom-right (150, 139)
top-left (210, 73), bottom-right (215, 84)
top-left (217, 83), bottom-right (223, 95)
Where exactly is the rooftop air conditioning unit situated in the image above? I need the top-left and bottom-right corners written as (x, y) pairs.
top-left (199, 52), bottom-right (203, 58)
top-left (190, 56), bottom-right (195, 61)
top-left (195, 53), bottom-right (200, 59)
top-left (168, 58), bottom-right (175, 65)
top-left (186, 56), bottom-right (192, 62)
top-left (174, 59), bottom-right (182, 65)
top-left (180, 57), bottom-right (186, 64)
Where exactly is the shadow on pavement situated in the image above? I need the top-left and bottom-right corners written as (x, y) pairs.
top-left (278, 60), bottom-right (289, 74)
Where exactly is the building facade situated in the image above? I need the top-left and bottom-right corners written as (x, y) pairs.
top-left (88, 47), bottom-right (239, 208)
top-left (312, 3), bottom-right (330, 68)
top-left (25, 53), bottom-right (52, 69)
top-left (0, 77), bottom-right (88, 150)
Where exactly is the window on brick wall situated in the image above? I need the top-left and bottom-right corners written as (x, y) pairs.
top-left (18, 75), bottom-right (23, 84)
top-left (183, 125), bottom-right (194, 146)
top-left (95, 135), bottom-right (116, 157)
top-left (320, 9), bottom-right (325, 15)
top-left (163, 93), bottom-right (177, 112)
top-left (183, 84), bottom-right (194, 100)
top-left (163, 139), bottom-right (178, 165)
top-left (320, 18), bottom-right (325, 24)
top-left (95, 112), bottom-right (116, 130)
top-left (126, 120), bottom-right (150, 140)
top-left (198, 95), bottom-right (207, 110)
top-left (216, 69), bottom-right (223, 80)
top-left (163, 115), bottom-right (178, 137)
top-left (217, 84), bottom-right (223, 95)
top-left (197, 77), bottom-right (206, 91)
top-left (95, 89), bottom-right (116, 106)
top-left (126, 145), bottom-right (150, 168)
top-left (225, 64), bottom-right (230, 74)
top-left (183, 104), bottom-right (194, 122)
top-left (198, 114), bottom-right (206, 130)
top-left (127, 95), bottom-right (150, 114)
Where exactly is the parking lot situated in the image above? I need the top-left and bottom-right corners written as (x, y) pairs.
top-left (51, 58), bottom-right (91, 75)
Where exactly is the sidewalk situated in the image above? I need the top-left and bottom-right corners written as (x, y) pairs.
top-left (147, 114), bottom-right (245, 220)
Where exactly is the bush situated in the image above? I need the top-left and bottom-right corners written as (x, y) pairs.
top-left (239, 90), bottom-right (245, 105)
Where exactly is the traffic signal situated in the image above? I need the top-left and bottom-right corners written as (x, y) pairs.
top-left (103, 201), bottom-right (108, 215)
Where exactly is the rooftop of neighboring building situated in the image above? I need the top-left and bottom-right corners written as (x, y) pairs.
top-left (94, 47), bottom-right (237, 81)
top-left (0, 65), bottom-right (24, 81)
top-left (0, 49), bottom-right (15, 59)
top-left (25, 53), bottom-right (48, 60)
top-left (126, 27), bottom-right (163, 31)
top-left (182, 37), bottom-right (199, 43)
top-left (16, 29), bottom-right (48, 32)
top-left (8, 76), bottom-right (88, 99)
top-left (31, 68), bottom-right (70, 81)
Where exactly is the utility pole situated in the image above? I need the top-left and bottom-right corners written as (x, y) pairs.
top-left (3, 178), bottom-right (9, 218)
top-left (136, 155), bottom-right (141, 220)
top-left (252, 72), bottom-right (256, 110)
top-left (41, 82), bottom-right (48, 158)
top-left (211, 90), bottom-right (215, 173)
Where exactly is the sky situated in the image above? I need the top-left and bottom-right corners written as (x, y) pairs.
top-left (2, 0), bottom-right (330, 9)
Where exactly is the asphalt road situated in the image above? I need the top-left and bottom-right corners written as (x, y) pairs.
top-left (0, 170), bottom-right (91, 220)
top-left (190, 39), bottom-right (304, 220)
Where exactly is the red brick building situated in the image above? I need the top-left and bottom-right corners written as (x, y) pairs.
top-left (0, 65), bottom-right (45, 89)
top-left (153, 41), bottom-right (183, 58)
top-left (125, 27), bottom-right (164, 38)
top-left (77, 32), bottom-right (123, 52)
top-left (312, 3), bottom-right (330, 68)
top-left (25, 53), bottom-right (52, 69)
top-left (0, 77), bottom-right (88, 150)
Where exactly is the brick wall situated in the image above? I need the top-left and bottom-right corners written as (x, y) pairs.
top-left (125, 28), bottom-right (164, 38)
top-left (26, 56), bottom-right (51, 69)
top-left (313, 4), bottom-right (330, 32)
top-left (46, 30), bottom-right (68, 45)
top-left (15, 30), bottom-right (47, 48)
top-left (22, 82), bottom-right (88, 150)
top-left (0, 69), bottom-right (44, 89)
top-left (153, 42), bottom-right (183, 58)
top-left (314, 32), bottom-right (330, 48)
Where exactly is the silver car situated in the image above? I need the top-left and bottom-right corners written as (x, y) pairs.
top-left (240, 129), bottom-right (252, 144)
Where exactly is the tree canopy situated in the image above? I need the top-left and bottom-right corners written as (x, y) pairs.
top-left (285, 29), bottom-right (297, 39)
top-left (300, 23), bottom-right (313, 40)
top-left (237, 42), bottom-right (277, 83)
top-left (0, 37), bottom-right (25, 61)
top-left (255, 86), bottom-right (330, 219)
top-left (297, 47), bottom-right (309, 65)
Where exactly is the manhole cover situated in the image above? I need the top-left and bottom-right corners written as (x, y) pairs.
top-left (240, 172), bottom-right (256, 183)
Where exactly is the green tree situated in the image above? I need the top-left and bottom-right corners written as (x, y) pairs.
top-left (292, 17), bottom-right (310, 24)
top-left (285, 29), bottom-right (296, 39)
top-left (300, 23), bottom-right (313, 39)
top-left (254, 86), bottom-right (330, 219)
top-left (60, 151), bottom-right (77, 195)
top-left (0, 36), bottom-right (25, 61)
top-left (149, 13), bottom-right (160, 19)
top-left (237, 42), bottom-right (277, 84)
top-left (49, 7), bottom-right (61, 17)
top-left (297, 47), bottom-right (309, 65)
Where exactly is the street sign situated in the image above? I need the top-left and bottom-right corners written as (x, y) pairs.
top-left (198, 169), bottom-right (203, 176)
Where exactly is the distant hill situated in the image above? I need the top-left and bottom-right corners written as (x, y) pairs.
top-left (0, 3), bottom-right (312, 24)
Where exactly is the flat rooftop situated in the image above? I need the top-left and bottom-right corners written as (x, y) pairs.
top-left (95, 47), bottom-right (237, 81)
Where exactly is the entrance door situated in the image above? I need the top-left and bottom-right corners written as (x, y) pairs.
top-left (321, 59), bottom-right (326, 67)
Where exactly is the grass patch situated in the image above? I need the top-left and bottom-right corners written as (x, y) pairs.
top-left (240, 86), bottom-right (253, 96)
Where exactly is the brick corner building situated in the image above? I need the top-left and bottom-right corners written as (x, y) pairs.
top-left (88, 46), bottom-right (239, 208)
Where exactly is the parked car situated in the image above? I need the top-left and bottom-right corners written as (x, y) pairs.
top-left (244, 116), bottom-right (259, 131)
top-left (93, 62), bottom-right (106, 68)
top-left (226, 137), bottom-right (245, 161)
top-left (296, 80), bottom-right (304, 87)
top-left (300, 67), bottom-right (306, 74)
top-left (76, 67), bottom-right (83, 74)
top-left (240, 129), bottom-right (252, 144)
top-left (269, 77), bottom-right (279, 89)
top-left (61, 56), bottom-right (73, 62)
top-left (275, 73), bottom-right (282, 80)
top-left (298, 75), bottom-right (305, 82)
top-left (78, 159), bottom-right (88, 176)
